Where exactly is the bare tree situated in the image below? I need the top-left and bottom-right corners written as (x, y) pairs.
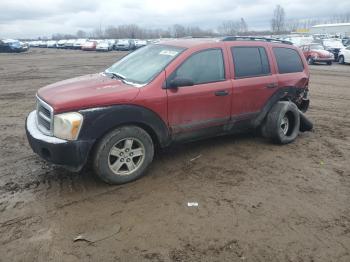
top-left (240, 18), bottom-right (248, 33)
top-left (76, 30), bottom-right (87, 38)
top-left (172, 24), bottom-right (186, 38)
top-left (271, 5), bottom-right (285, 34)
top-left (218, 20), bottom-right (241, 35)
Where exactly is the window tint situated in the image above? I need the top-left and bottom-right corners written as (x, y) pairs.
top-left (231, 47), bottom-right (270, 78)
top-left (172, 49), bottom-right (225, 85)
top-left (273, 47), bottom-right (304, 74)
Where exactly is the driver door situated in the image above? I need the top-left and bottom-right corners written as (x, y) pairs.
top-left (165, 48), bottom-right (232, 134)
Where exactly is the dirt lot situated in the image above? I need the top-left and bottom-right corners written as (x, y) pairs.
top-left (0, 48), bottom-right (349, 262)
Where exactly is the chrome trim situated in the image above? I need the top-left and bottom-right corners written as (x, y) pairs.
top-left (36, 95), bottom-right (54, 136)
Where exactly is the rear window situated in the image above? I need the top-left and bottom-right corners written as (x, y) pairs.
top-left (231, 47), bottom-right (270, 78)
top-left (273, 47), bottom-right (304, 74)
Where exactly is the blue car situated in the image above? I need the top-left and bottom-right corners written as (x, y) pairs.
top-left (0, 39), bottom-right (27, 53)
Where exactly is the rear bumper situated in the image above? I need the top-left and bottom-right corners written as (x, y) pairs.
top-left (25, 111), bottom-right (94, 171)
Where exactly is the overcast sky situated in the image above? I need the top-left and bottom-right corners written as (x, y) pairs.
top-left (1, 0), bottom-right (349, 39)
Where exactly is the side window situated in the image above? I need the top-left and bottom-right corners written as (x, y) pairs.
top-left (172, 49), bottom-right (225, 85)
top-left (273, 47), bottom-right (304, 74)
top-left (231, 47), bottom-right (271, 78)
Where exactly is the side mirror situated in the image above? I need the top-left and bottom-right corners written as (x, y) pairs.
top-left (168, 77), bottom-right (194, 89)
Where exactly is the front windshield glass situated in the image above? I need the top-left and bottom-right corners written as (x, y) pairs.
top-left (310, 44), bottom-right (324, 50)
top-left (106, 44), bottom-right (185, 86)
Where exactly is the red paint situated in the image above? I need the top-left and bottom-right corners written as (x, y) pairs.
top-left (37, 40), bottom-right (309, 133)
top-left (300, 44), bottom-right (333, 59)
top-left (82, 41), bottom-right (98, 51)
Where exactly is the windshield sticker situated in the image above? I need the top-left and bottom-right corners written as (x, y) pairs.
top-left (159, 50), bottom-right (178, 56)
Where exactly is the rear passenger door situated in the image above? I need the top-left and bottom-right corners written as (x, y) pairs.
top-left (228, 45), bottom-right (278, 118)
top-left (272, 47), bottom-right (308, 89)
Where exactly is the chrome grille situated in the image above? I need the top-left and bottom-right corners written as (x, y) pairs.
top-left (36, 96), bottom-right (53, 135)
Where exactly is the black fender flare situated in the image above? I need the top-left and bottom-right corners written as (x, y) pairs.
top-left (78, 105), bottom-right (170, 148)
top-left (251, 86), bottom-right (305, 128)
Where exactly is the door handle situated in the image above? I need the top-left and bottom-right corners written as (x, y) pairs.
top-left (215, 90), bottom-right (229, 96)
top-left (266, 83), bottom-right (278, 88)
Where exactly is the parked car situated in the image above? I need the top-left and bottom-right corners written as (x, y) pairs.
top-left (300, 43), bottom-right (334, 65)
top-left (64, 39), bottom-right (76, 49)
top-left (134, 39), bottom-right (147, 49)
top-left (38, 40), bottom-right (48, 48)
top-left (82, 40), bottom-right (98, 51)
top-left (341, 37), bottom-right (350, 46)
top-left (29, 41), bottom-right (39, 47)
top-left (20, 41), bottom-right (30, 51)
top-left (96, 40), bottom-right (115, 51)
top-left (0, 39), bottom-right (27, 52)
top-left (318, 39), bottom-right (345, 61)
top-left (47, 40), bottom-right (58, 48)
top-left (115, 39), bottom-right (134, 50)
top-left (283, 36), bottom-right (313, 47)
top-left (73, 39), bottom-right (88, 49)
top-left (338, 45), bottom-right (350, 64)
top-left (57, 40), bottom-right (67, 48)
top-left (26, 38), bottom-right (312, 184)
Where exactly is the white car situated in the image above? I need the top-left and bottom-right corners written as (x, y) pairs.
top-left (57, 39), bottom-right (67, 48)
top-left (115, 39), bottom-right (133, 50)
top-left (73, 39), bottom-right (88, 49)
top-left (134, 39), bottom-right (147, 49)
top-left (338, 46), bottom-right (350, 64)
top-left (47, 40), bottom-right (57, 48)
top-left (96, 40), bottom-right (115, 51)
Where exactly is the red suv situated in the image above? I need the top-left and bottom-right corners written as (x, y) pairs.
top-left (26, 37), bottom-right (312, 184)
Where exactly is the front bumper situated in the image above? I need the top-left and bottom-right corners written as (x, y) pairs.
top-left (25, 111), bottom-right (93, 171)
top-left (314, 57), bottom-right (333, 62)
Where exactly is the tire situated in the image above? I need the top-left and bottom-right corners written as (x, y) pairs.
top-left (299, 111), bottom-right (313, 132)
top-left (307, 56), bottom-right (314, 65)
top-left (327, 61), bottom-right (332, 65)
top-left (93, 126), bottom-right (154, 184)
top-left (261, 101), bottom-right (300, 144)
top-left (339, 55), bottom-right (345, 64)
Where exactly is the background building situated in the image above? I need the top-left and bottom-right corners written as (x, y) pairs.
top-left (310, 23), bottom-right (350, 36)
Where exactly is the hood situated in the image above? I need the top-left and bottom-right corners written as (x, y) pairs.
top-left (311, 49), bottom-right (332, 57)
top-left (37, 73), bottom-right (140, 113)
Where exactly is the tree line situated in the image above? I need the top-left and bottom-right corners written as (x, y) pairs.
top-left (47, 7), bottom-right (350, 40)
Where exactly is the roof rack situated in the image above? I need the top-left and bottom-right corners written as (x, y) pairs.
top-left (221, 36), bottom-right (293, 45)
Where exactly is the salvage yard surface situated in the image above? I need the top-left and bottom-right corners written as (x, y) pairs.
top-left (0, 49), bottom-right (349, 262)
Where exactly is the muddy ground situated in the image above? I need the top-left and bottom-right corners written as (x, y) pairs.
top-left (0, 48), bottom-right (349, 262)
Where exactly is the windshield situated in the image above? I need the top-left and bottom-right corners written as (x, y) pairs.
top-left (310, 44), bottom-right (324, 50)
top-left (105, 44), bottom-right (185, 86)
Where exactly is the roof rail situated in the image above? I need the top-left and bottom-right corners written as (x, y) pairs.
top-left (221, 36), bottom-right (293, 45)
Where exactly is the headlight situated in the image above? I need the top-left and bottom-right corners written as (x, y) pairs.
top-left (53, 112), bottom-right (83, 140)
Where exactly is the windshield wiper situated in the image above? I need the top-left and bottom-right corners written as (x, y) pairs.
top-left (106, 71), bottom-right (126, 80)
top-left (104, 71), bottom-right (143, 87)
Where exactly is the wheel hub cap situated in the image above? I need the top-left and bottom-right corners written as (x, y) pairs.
top-left (280, 116), bottom-right (289, 135)
top-left (108, 138), bottom-right (145, 176)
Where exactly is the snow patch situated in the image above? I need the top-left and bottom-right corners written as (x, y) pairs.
top-left (27, 111), bottom-right (67, 144)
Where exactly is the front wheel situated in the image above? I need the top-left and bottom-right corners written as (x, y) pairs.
top-left (261, 101), bottom-right (300, 144)
top-left (327, 61), bottom-right (332, 65)
top-left (307, 57), bottom-right (314, 65)
top-left (93, 126), bottom-right (154, 184)
top-left (339, 56), bottom-right (345, 64)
